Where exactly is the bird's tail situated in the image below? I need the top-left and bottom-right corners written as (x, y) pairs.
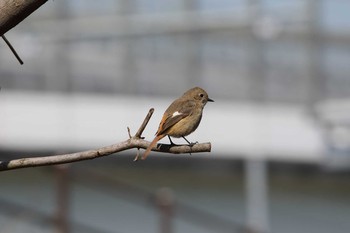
top-left (142, 134), bottom-right (165, 160)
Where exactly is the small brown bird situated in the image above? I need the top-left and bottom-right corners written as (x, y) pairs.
top-left (142, 87), bottom-right (214, 160)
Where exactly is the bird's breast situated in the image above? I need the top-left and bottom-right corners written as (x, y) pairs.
top-left (166, 112), bottom-right (202, 137)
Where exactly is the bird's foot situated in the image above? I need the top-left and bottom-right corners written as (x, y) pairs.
top-left (188, 141), bottom-right (198, 147)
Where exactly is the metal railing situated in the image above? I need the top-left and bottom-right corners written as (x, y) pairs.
top-left (1, 0), bottom-right (349, 105)
top-left (0, 165), bottom-right (250, 233)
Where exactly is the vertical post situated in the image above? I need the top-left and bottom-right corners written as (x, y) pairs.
top-left (119, 0), bottom-right (137, 94)
top-left (305, 0), bottom-right (325, 113)
top-left (182, 0), bottom-right (202, 87)
top-left (155, 187), bottom-right (174, 233)
top-left (55, 164), bottom-right (70, 233)
top-left (245, 0), bottom-right (266, 103)
top-left (245, 158), bottom-right (269, 233)
top-left (46, 0), bottom-right (71, 92)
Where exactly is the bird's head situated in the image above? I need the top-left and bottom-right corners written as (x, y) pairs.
top-left (184, 87), bottom-right (214, 105)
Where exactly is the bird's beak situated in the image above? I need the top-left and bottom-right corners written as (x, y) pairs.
top-left (208, 98), bottom-right (214, 102)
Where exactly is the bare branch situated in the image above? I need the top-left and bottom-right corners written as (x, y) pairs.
top-left (0, 109), bottom-right (211, 171)
top-left (0, 0), bottom-right (48, 35)
top-left (0, 0), bottom-right (48, 64)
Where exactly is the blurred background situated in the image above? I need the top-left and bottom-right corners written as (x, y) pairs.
top-left (1, 0), bottom-right (350, 232)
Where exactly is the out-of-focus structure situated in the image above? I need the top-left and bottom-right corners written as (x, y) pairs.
top-left (1, 1), bottom-right (350, 233)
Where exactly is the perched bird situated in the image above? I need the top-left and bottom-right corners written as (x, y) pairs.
top-left (142, 87), bottom-right (214, 160)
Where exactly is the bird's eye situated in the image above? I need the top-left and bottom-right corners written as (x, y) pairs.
top-left (199, 93), bottom-right (204, 98)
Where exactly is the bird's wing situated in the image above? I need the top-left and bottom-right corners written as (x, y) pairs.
top-left (156, 100), bottom-right (195, 136)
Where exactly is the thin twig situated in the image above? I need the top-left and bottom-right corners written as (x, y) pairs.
top-left (135, 108), bottom-right (154, 139)
top-left (133, 107), bottom-right (153, 161)
top-left (133, 149), bottom-right (141, 162)
top-left (2, 35), bottom-right (23, 65)
top-left (127, 127), bottom-right (132, 139)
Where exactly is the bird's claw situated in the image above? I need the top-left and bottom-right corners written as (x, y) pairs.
top-left (188, 141), bottom-right (198, 147)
